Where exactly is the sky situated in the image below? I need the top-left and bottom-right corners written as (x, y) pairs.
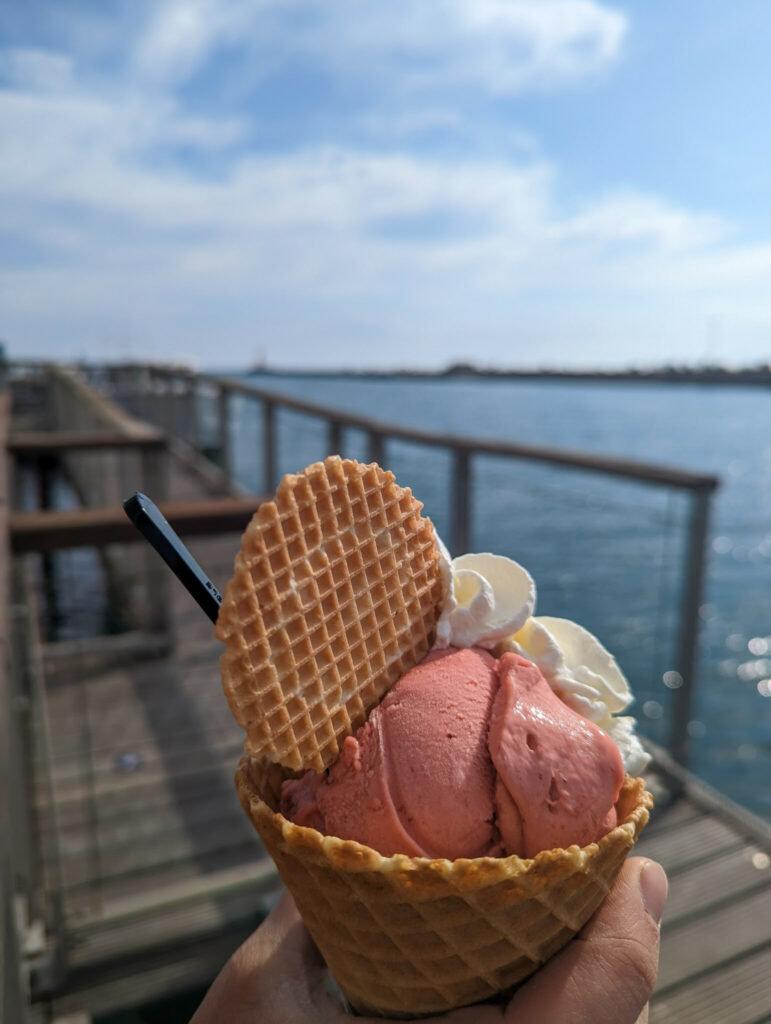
top-left (1, 0), bottom-right (771, 371)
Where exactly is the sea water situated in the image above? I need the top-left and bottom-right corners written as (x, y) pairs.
top-left (229, 374), bottom-right (771, 821)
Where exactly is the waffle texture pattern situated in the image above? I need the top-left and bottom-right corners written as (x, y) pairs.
top-left (216, 457), bottom-right (444, 771)
top-left (237, 760), bottom-right (652, 1018)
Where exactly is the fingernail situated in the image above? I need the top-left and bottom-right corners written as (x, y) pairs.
top-left (640, 860), bottom-right (668, 924)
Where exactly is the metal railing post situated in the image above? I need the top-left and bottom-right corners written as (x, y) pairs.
top-left (263, 400), bottom-right (276, 493)
top-left (328, 419), bottom-right (343, 457)
top-left (139, 365), bottom-right (153, 424)
top-left (451, 448), bottom-right (471, 556)
top-left (368, 430), bottom-right (384, 467)
top-left (184, 371), bottom-right (199, 449)
top-left (670, 484), bottom-right (714, 766)
top-left (217, 385), bottom-right (232, 482)
top-left (160, 370), bottom-right (175, 438)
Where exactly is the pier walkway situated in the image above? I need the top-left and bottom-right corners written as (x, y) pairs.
top-left (4, 364), bottom-right (770, 1024)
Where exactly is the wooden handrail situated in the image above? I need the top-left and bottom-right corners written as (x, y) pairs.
top-left (31, 360), bottom-right (720, 770)
top-left (139, 363), bottom-right (720, 770)
top-left (184, 372), bottom-right (720, 493)
top-left (8, 430), bottom-right (165, 454)
top-left (9, 497), bottom-right (266, 553)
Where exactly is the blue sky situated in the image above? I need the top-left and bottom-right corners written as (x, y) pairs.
top-left (1, 1), bottom-right (770, 370)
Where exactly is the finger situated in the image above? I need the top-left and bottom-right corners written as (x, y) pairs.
top-left (235, 888), bottom-right (328, 984)
top-left (501, 857), bottom-right (667, 1024)
top-left (190, 888), bottom-right (348, 1023)
top-left (237, 889), bottom-right (347, 1013)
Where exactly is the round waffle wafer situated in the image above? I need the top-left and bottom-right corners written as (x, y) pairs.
top-left (215, 456), bottom-right (443, 772)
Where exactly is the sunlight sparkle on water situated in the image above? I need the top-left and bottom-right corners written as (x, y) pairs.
top-left (643, 700), bottom-right (663, 719)
top-left (748, 636), bottom-right (770, 655)
top-left (737, 659), bottom-right (771, 681)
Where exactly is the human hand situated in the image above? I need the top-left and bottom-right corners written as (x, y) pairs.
top-left (190, 856), bottom-right (667, 1024)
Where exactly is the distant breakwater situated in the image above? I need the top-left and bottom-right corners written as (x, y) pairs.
top-left (246, 364), bottom-right (771, 386)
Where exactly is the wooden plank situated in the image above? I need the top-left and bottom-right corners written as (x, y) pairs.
top-left (649, 740), bottom-right (771, 849)
top-left (65, 886), bottom-right (272, 970)
top-left (51, 789), bottom-right (250, 864)
top-left (64, 861), bottom-right (280, 972)
top-left (635, 813), bottom-right (742, 873)
top-left (651, 944), bottom-right (771, 1024)
top-left (35, 751), bottom-right (244, 822)
top-left (73, 859), bottom-right (278, 932)
top-left (661, 844), bottom-right (771, 924)
top-left (60, 841), bottom-right (268, 917)
top-left (8, 430), bottom-right (164, 453)
top-left (640, 798), bottom-right (703, 837)
top-left (10, 495), bottom-right (265, 552)
top-left (38, 779), bottom-right (247, 860)
top-left (36, 926), bottom-right (258, 1017)
top-left (55, 804), bottom-right (259, 890)
top-left (36, 729), bottom-right (243, 791)
top-left (656, 886), bottom-right (771, 991)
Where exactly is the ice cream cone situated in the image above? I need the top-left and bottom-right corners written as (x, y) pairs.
top-left (236, 759), bottom-right (651, 1017)
top-left (216, 456), bottom-right (653, 1016)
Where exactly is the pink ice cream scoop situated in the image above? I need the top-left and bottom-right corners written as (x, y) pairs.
top-left (280, 646), bottom-right (624, 859)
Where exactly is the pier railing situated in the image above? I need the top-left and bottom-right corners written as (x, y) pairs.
top-left (2, 378), bottom-right (30, 1024)
top-left (5, 358), bottom-right (720, 769)
top-left (5, 364), bottom-right (271, 1016)
top-left (9, 364), bottom-right (174, 644)
top-left (91, 361), bottom-right (719, 767)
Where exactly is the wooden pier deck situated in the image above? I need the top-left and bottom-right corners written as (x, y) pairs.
top-left (7, 367), bottom-right (771, 1024)
top-left (15, 441), bottom-right (281, 1019)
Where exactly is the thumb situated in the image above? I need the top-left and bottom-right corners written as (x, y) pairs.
top-left (503, 857), bottom-right (667, 1024)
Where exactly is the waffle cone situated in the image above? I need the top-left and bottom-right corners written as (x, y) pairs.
top-left (236, 757), bottom-right (652, 1018)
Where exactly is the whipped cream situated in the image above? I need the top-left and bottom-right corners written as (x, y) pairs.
top-left (434, 543), bottom-right (650, 776)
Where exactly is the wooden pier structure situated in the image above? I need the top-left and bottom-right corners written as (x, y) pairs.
top-left (3, 363), bottom-right (770, 1024)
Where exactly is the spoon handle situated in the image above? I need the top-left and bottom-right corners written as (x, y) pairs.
top-left (123, 491), bottom-right (222, 624)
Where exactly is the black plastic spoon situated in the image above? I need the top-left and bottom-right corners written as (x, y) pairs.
top-left (122, 491), bottom-right (222, 623)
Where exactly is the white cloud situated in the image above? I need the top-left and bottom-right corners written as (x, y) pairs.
top-left (0, 48), bottom-right (76, 92)
top-left (3, 72), bottom-right (771, 365)
top-left (131, 0), bottom-right (627, 93)
top-left (462, 0), bottom-right (626, 91)
top-left (134, 0), bottom-right (249, 84)
top-left (556, 193), bottom-right (726, 253)
top-left (3, 2), bottom-right (771, 368)
top-left (0, 83), bottom-right (246, 223)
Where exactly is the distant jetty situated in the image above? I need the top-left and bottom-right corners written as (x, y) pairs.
top-left (247, 362), bottom-right (771, 385)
